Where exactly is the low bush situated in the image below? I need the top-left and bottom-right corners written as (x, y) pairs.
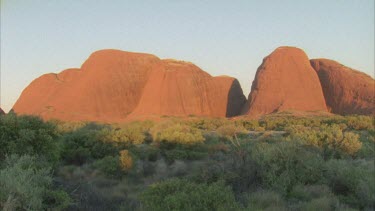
top-left (150, 121), bottom-right (205, 144)
top-left (250, 141), bottom-right (325, 194)
top-left (217, 123), bottom-right (247, 147)
top-left (60, 128), bottom-right (118, 165)
top-left (0, 114), bottom-right (59, 163)
top-left (287, 124), bottom-right (362, 158)
top-left (100, 122), bottom-right (147, 146)
top-left (0, 154), bottom-right (71, 210)
top-left (324, 159), bottom-right (375, 209)
top-left (119, 150), bottom-right (133, 172)
top-left (243, 189), bottom-right (287, 210)
top-left (345, 116), bottom-right (374, 130)
top-left (140, 178), bottom-right (240, 210)
top-left (92, 155), bottom-right (122, 177)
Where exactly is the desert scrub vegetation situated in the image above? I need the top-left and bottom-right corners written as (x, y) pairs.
top-left (286, 124), bottom-right (362, 158)
top-left (150, 121), bottom-right (205, 144)
top-left (0, 113), bottom-right (374, 210)
top-left (140, 178), bottom-right (240, 211)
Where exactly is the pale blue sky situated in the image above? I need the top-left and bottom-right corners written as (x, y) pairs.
top-left (1, 0), bottom-right (374, 112)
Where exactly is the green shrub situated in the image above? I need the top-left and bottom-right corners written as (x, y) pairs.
top-left (141, 178), bottom-right (240, 211)
top-left (60, 128), bottom-right (118, 165)
top-left (290, 184), bottom-right (332, 201)
top-left (324, 159), bottom-right (375, 209)
top-left (0, 154), bottom-right (71, 210)
top-left (301, 197), bottom-right (339, 211)
top-left (356, 131), bottom-right (375, 159)
top-left (0, 114), bottom-right (59, 163)
top-left (250, 141), bottom-right (324, 194)
top-left (92, 156), bottom-right (121, 177)
top-left (244, 189), bottom-right (287, 210)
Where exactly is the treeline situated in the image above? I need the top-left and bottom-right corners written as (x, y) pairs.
top-left (0, 113), bottom-right (374, 210)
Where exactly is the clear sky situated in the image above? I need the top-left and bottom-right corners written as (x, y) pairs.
top-left (1, 0), bottom-right (374, 112)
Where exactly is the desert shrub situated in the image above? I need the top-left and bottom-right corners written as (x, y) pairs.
top-left (188, 118), bottom-right (230, 131)
top-left (163, 148), bottom-right (207, 163)
top-left (58, 170), bottom-right (137, 211)
top-left (319, 125), bottom-right (362, 157)
top-left (140, 178), bottom-right (240, 211)
top-left (217, 123), bottom-right (247, 147)
top-left (44, 189), bottom-right (72, 211)
top-left (234, 119), bottom-right (260, 131)
top-left (60, 128), bottom-right (118, 165)
top-left (301, 197), bottom-right (339, 211)
top-left (290, 184), bottom-right (332, 201)
top-left (323, 159), bottom-right (375, 209)
top-left (150, 121), bottom-right (205, 144)
top-left (345, 116), bottom-right (374, 130)
top-left (92, 155), bottom-right (122, 177)
top-left (0, 114), bottom-right (59, 163)
top-left (287, 124), bottom-right (362, 158)
top-left (100, 123), bottom-right (147, 146)
top-left (54, 121), bottom-right (87, 133)
top-left (243, 189), bottom-right (287, 210)
top-left (131, 144), bottom-right (160, 162)
top-left (119, 150), bottom-right (133, 172)
top-left (0, 154), bottom-right (71, 210)
top-left (357, 131), bottom-right (375, 159)
top-left (250, 141), bottom-right (324, 194)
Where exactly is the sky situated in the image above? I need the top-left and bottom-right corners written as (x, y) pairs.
top-left (1, 0), bottom-right (374, 112)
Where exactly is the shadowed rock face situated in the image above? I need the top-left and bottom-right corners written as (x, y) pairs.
top-left (13, 50), bottom-right (246, 122)
top-left (226, 79), bottom-right (247, 117)
top-left (310, 59), bottom-right (375, 115)
top-left (242, 47), bottom-right (327, 117)
top-left (0, 107), bottom-right (4, 115)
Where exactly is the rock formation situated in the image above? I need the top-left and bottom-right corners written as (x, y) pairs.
top-left (13, 50), bottom-right (157, 122)
top-left (242, 47), bottom-right (327, 116)
top-left (129, 59), bottom-right (246, 118)
top-left (310, 59), bottom-right (375, 115)
top-left (13, 49), bottom-right (246, 122)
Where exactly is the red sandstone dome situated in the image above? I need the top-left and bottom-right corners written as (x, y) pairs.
top-left (242, 47), bottom-right (327, 117)
top-left (129, 59), bottom-right (246, 118)
top-left (310, 59), bottom-right (375, 115)
top-left (13, 49), bottom-right (246, 122)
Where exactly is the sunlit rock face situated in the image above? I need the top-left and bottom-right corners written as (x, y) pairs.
top-left (242, 47), bottom-right (327, 117)
top-left (13, 49), bottom-right (246, 122)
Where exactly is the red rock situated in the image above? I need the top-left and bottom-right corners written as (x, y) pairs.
top-left (242, 47), bottom-right (327, 117)
top-left (129, 59), bottom-right (246, 118)
top-left (310, 59), bottom-right (375, 115)
top-left (13, 50), bottom-right (159, 122)
top-left (13, 50), bottom-right (246, 122)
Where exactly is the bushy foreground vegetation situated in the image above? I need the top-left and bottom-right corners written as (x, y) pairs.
top-left (0, 113), bottom-right (374, 210)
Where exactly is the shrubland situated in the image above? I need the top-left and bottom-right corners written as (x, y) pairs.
top-left (0, 113), bottom-right (374, 210)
